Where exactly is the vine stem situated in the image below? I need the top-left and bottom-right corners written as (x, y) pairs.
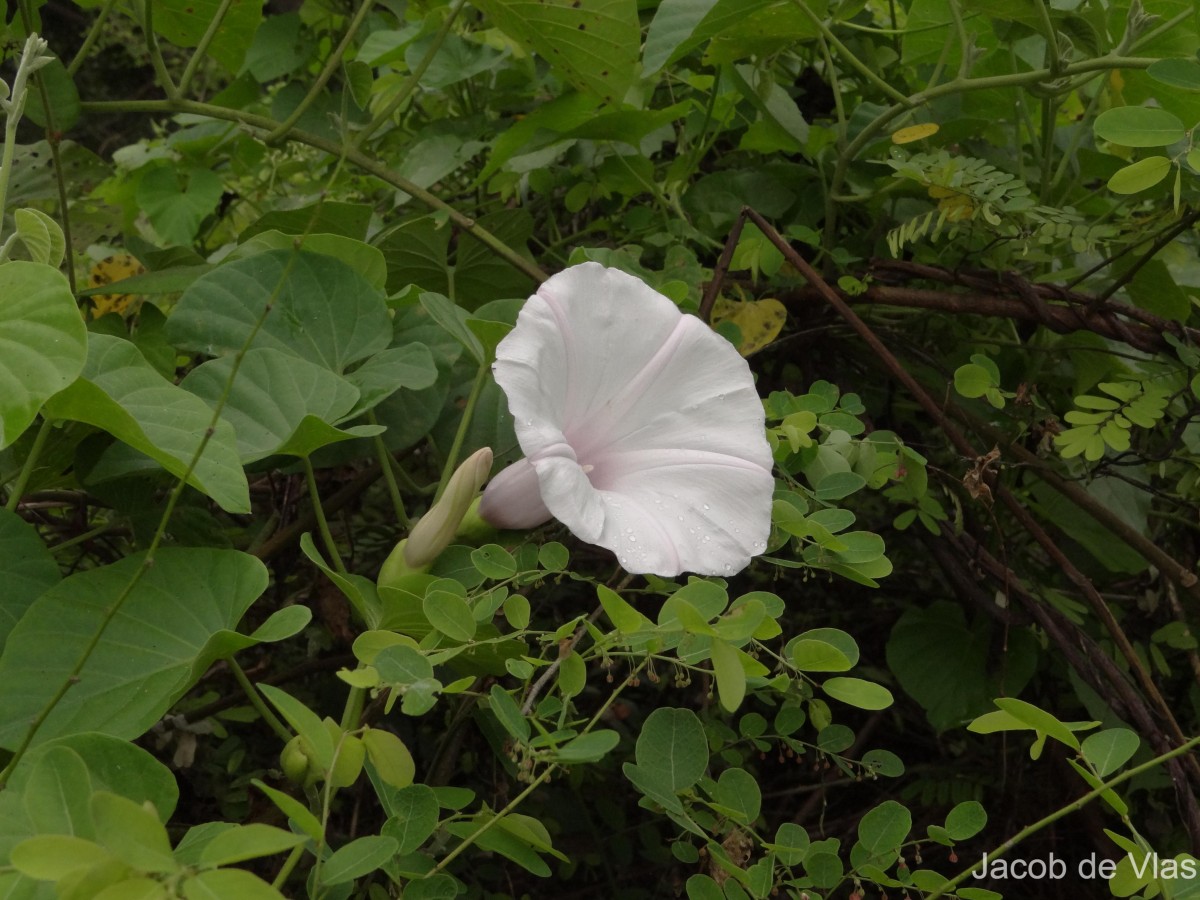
top-left (434, 362), bottom-right (488, 504)
top-left (4, 418), bottom-right (53, 513)
top-left (266, 0), bottom-right (376, 143)
top-left (369, 410), bottom-right (409, 528)
top-left (142, 0), bottom-right (179, 100)
top-left (80, 98), bottom-right (547, 284)
top-left (176, 0), bottom-right (236, 95)
top-left (303, 455), bottom-right (347, 575)
top-left (67, 0), bottom-right (119, 75)
top-left (788, 0), bottom-right (913, 107)
top-left (926, 733), bottom-right (1200, 900)
top-left (230, 657), bottom-right (292, 743)
top-left (353, 0), bottom-right (467, 148)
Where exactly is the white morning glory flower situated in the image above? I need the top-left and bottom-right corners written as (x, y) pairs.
top-left (479, 262), bottom-right (774, 577)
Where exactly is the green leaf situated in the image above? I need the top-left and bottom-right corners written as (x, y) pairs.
top-left (362, 728), bottom-right (415, 789)
top-left (423, 589), bottom-right (477, 642)
top-left (320, 835), bottom-right (399, 886)
top-left (790, 627), bottom-right (859, 672)
top-left (1081, 728), bottom-right (1140, 777)
top-left (1094, 107), bottom-right (1186, 147)
top-left (0, 508), bottom-right (61, 652)
top-left (135, 167), bottom-right (224, 246)
top-left (156, 0), bottom-right (264, 73)
top-left (822, 677), bottom-right (894, 710)
top-left (232, 230), bottom-right (387, 292)
top-left (685, 874), bottom-right (725, 900)
top-left (1147, 58), bottom-right (1200, 91)
top-left (381, 784), bottom-right (440, 854)
top-left (418, 291), bottom-right (485, 363)
top-left (858, 800), bottom-right (911, 860)
top-left (945, 800), bottom-right (987, 840)
top-left (11, 834), bottom-right (111, 880)
top-left (23, 59), bottom-right (80, 130)
top-left (710, 638), bottom-right (746, 712)
top-left (181, 348), bottom-right (362, 462)
top-left (954, 362), bottom-right (995, 399)
top-left (471, 544), bottom-right (517, 580)
top-left (715, 767), bottom-right (761, 824)
top-left (257, 684), bottom-right (335, 771)
top-left (993, 697), bottom-right (1088, 750)
top-left (634, 707), bottom-right (708, 793)
top-left (0, 548), bottom-right (268, 749)
top-left (181, 869), bottom-right (285, 900)
top-left (489, 684), bottom-right (531, 743)
top-left (597, 584), bottom-right (650, 632)
top-left (643, 0), bottom-right (718, 73)
top-left (198, 824), bottom-right (306, 866)
top-left (886, 601), bottom-right (1038, 731)
top-left (91, 792), bottom-right (177, 873)
top-left (251, 780), bottom-right (324, 842)
top-left (550, 729), bottom-right (621, 763)
top-left (375, 644), bottom-right (435, 685)
top-left (0, 262), bottom-right (87, 449)
top-left (343, 344), bottom-right (438, 417)
top-left (23, 746), bottom-right (94, 837)
top-left (43, 334), bottom-right (250, 513)
top-left (557, 650), bottom-right (586, 699)
top-left (1107, 157), bottom-right (1172, 194)
top-left (468, 0), bottom-right (640, 102)
top-left (13, 208), bottom-right (65, 267)
top-left (166, 250), bottom-right (391, 374)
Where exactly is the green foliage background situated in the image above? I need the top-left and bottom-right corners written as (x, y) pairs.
top-left (1, 0), bottom-right (1200, 897)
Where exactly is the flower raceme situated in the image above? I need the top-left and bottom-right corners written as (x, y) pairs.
top-left (479, 262), bottom-right (775, 577)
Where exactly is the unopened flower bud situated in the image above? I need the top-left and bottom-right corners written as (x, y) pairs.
top-left (400, 447), bottom-right (494, 572)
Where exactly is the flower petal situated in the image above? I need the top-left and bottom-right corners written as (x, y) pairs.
top-left (538, 447), bottom-right (774, 577)
top-left (490, 262), bottom-right (775, 577)
top-left (478, 458), bottom-right (554, 529)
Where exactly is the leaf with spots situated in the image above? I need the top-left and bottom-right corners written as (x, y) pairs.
top-left (468, 0), bottom-right (639, 103)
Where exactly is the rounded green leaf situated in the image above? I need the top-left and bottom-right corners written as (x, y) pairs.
top-left (822, 677), bottom-right (894, 710)
top-left (362, 728), bottom-right (416, 789)
top-left (1107, 157), bottom-right (1172, 194)
top-left (0, 261), bottom-right (87, 449)
top-left (198, 823), bottom-right (306, 866)
top-left (1147, 58), bottom-right (1200, 91)
top-left (320, 835), bottom-right (400, 886)
top-left (0, 548), bottom-right (268, 749)
top-left (135, 166), bottom-right (224, 246)
top-left (166, 250), bottom-right (391, 374)
top-left (0, 508), bottom-right (61, 652)
top-left (715, 767), bottom-right (761, 823)
top-left (790, 627), bottom-right (859, 672)
top-left (180, 347), bottom-right (362, 462)
top-left (11, 834), bottom-right (111, 880)
top-left (858, 799), bottom-right (911, 858)
top-left (944, 800), bottom-right (987, 840)
top-left (1081, 727), bottom-right (1140, 777)
top-left (634, 707), bottom-right (708, 793)
top-left (382, 784), bottom-right (440, 854)
top-left (182, 868), bottom-right (285, 900)
top-left (1094, 107), bottom-right (1186, 147)
top-left (91, 792), bottom-right (177, 874)
top-left (42, 334), bottom-right (250, 513)
top-left (423, 589), bottom-right (477, 642)
top-left (710, 638), bottom-right (746, 712)
top-left (954, 362), bottom-right (994, 399)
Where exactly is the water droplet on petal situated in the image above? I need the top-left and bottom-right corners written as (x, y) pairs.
top-left (703, 504), bottom-right (710, 511)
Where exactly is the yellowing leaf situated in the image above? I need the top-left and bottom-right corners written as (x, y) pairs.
top-left (891, 122), bottom-right (939, 144)
top-left (88, 254), bottom-right (146, 319)
top-left (711, 297), bottom-right (787, 356)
